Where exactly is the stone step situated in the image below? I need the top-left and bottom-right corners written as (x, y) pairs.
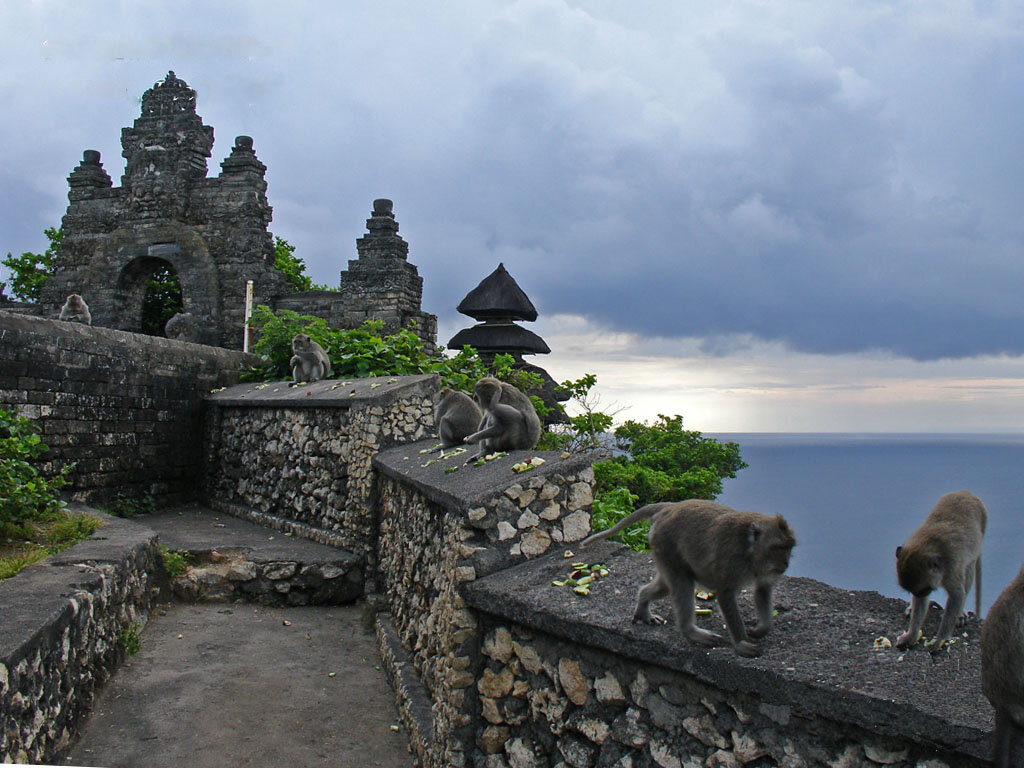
top-left (138, 504), bottom-right (362, 605)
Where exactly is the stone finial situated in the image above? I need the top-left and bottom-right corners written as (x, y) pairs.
top-left (364, 198), bottom-right (400, 239)
top-left (67, 149), bottom-right (113, 195)
top-left (220, 135), bottom-right (267, 176)
top-left (140, 71), bottom-right (197, 117)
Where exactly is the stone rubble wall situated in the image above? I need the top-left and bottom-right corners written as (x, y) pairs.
top-left (0, 512), bottom-right (161, 765)
top-left (372, 442), bottom-right (597, 768)
top-left (0, 311), bottom-right (251, 504)
top-left (200, 376), bottom-right (437, 593)
top-left (472, 620), bottom-right (983, 768)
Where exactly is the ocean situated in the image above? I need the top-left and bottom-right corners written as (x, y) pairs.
top-left (709, 433), bottom-right (1024, 615)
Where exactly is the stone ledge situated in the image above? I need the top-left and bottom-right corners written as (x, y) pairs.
top-left (462, 540), bottom-right (994, 761)
top-left (0, 507), bottom-right (161, 764)
top-left (0, 309), bottom-right (256, 367)
top-left (205, 374), bottom-right (437, 408)
top-left (376, 612), bottom-right (435, 765)
top-left (373, 438), bottom-right (595, 514)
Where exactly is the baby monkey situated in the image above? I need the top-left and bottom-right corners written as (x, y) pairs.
top-left (289, 333), bottom-right (332, 383)
top-left (982, 565), bottom-right (1024, 768)
top-left (433, 388), bottom-right (483, 450)
top-left (582, 499), bottom-right (796, 658)
top-left (895, 490), bottom-right (986, 652)
top-left (59, 294), bottom-right (92, 325)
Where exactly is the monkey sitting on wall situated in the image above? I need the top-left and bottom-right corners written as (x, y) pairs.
top-left (433, 388), bottom-right (483, 450)
top-left (582, 499), bottom-right (797, 658)
top-left (58, 294), bottom-right (91, 325)
top-left (463, 376), bottom-right (541, 461)
top-left (982, 564), bottom-right (1024, 768)
top-left (164, 312), bottom-right (201, 343)
top-left (895, 490), bottom-right (986, 652)
top-left (289, 333), bottom-right (332, 383)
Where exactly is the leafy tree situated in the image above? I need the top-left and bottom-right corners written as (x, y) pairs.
top-left (590, 415), bottom-right (747, 550)
top-left (273, 236), bottom-right (313, 292)
top-left (2, 227), bottom-right (63, 302)
top-left (141, 264), bottom-right (183, 336)
top-left (0, 408), bottom-right (73, 528)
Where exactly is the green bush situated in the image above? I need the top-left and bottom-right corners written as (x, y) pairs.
top-left (590, 415), bottom-right (746, 551)
top-left (0, 408), bottom-right (72, 527)
top-left (242, 305), bottom-right (489, 390)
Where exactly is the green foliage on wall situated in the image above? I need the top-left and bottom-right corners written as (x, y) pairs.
top-left (1, 227), bottom-right (63, 302)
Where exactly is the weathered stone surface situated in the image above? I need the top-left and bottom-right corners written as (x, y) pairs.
top-left (520, 528), bottom-right (552, 557)
top-left (558, 658), bottom-right (588, 706)
top-left (595, 672), bottom-right (627, 705)
top-left (479, 667), bottom-right (515, 698)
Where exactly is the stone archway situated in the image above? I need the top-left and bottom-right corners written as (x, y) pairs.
top-left (85, 226), bottom-right (221, 344)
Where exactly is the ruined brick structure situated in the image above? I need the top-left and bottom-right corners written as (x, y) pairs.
top-left (39, 72), bottom-right (291, 348)
top-left (276, 199), bottom-right (437, 352)
top-left (39, 72), bottom-right (437, 351)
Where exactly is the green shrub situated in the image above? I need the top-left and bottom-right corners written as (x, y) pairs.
top-left (242, 306), bottom-right (489, 390)
top-left (590, 415), bottom-right (746, 551)
top-left (159, 545), bottom-right (194, 579)
top-left (0, 408), bottom-right (73, 526)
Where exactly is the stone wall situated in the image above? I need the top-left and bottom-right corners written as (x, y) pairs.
top-left (372, 441), bottom-right (597, 768)
top-left (370, 448), bottom-right (1004, 767)
top-left (0, 509), bottom-right (161, 764)
top-left (200, 375), bottom-right (437, 592)
top-left (0, 310), bottom-right (251, 504)
top-left (460, 541), bottom-right (998, 768)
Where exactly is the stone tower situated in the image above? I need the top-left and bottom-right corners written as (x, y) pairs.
top-left (40, 72), bottom-right (291, 348)
top-left (343, 198), bottom-right (437, 350)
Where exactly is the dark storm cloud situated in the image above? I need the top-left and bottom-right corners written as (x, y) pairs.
top-left (3, 1), bottom-right (1024, 362)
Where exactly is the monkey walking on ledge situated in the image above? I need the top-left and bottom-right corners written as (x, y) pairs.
top-left (581, 499), bottom-right (797, 658)
top-left (895, 490), bottom-right (986, 652)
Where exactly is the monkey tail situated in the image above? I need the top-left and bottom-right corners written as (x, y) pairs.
top-left (580, 502), bottom-right (668, 548)
top-left (976, 556), bottom-right (983, 618)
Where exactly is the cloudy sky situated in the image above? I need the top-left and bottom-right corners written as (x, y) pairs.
top-left (4, 0), bottom-right (1024, 432)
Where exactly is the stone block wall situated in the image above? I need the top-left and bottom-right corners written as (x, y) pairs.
top-left (461, 541), bottom-right (998, 768)
top-left (0, 510), bottom-right (161, 764)
top-left (372, 441), bottom-right (597, 768)
top-left (200, 375), bottom-right (437, 590)
top-left (0, 310), bottom-right (251, 504)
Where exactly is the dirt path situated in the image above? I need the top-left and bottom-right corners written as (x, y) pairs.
top-left (64, 603), bottom-right (416, 768)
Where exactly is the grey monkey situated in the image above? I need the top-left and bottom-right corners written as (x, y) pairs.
top-left (982, 564), bottom-right (1024, 768)
top-left (164, 312), bottom-right (201, 342)
top-left (895, 490), bottom-right (986, 652)
top-left (463, 376), bottom-right (540, 461)
top-left (59, 294), bottom-right (91, 325)
top-left (289, 333), bottom-right (332, 383)
top-left (434, 388), bottom-right (483, 450)
top-left (582, 499), bottom-right (796, 658)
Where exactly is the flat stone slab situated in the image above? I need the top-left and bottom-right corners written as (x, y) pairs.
top-left (141, 504), bottom-right (357, 565)
top-left (463, 539), bottom-right (993, 761)
top-left (206, 374), bottom-right (436, 408)
top-left (373, 438), bottom-right (594, 513)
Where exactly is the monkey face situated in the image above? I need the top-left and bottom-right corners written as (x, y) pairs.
top-left (292, 333), bottom-right (311, 352)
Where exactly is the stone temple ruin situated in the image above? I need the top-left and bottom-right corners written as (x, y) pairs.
top-left (38, 72), bottom-right (436, 351)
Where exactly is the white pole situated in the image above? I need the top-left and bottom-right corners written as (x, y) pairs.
top-left (243, 280), bottom-right (254, 352)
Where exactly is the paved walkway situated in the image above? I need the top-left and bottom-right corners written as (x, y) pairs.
top-left (62, 508), bottom-right (417, 768)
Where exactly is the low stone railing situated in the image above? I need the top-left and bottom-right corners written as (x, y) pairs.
top-left (372, 446), bottom-right (1003, 768)
top-left (0, 509), bottom-right (161, 764)
top-left (200, 374), bottom-right (437, 593)
top-left (372, 439), bottom-right (597, 768)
